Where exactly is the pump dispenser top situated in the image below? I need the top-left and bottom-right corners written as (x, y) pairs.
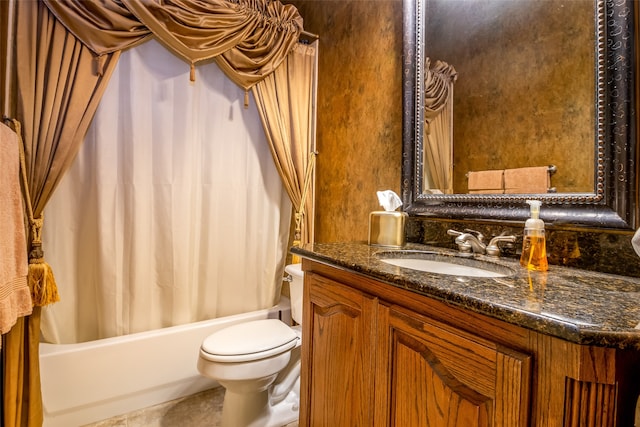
top-left (520, 200), bottom-right (548, 271)
top-left (525, 200), bottom-right (543, 231)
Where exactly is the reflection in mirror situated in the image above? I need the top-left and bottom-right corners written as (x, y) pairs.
top-left (401, 0), bottom-right (637, 229)
top-left (402, 0), bottom-right (639, 230)
top-left (425, 0), bottom-right (595, 195)
top-left (423, 59), bottom-right (457, 194)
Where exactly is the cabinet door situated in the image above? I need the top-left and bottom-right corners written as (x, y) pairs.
top-left (378, 305), bottom-right (531, 427)
top-left (300, 272), bottom-right (378, 426)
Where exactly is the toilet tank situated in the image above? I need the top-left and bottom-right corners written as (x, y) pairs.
top-left (285, 264), bottom-right (304, 325)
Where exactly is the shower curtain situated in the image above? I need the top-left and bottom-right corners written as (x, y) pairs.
top-left (41, 39), bottom-right (292, 344)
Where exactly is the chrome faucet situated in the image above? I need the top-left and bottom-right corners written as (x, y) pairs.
top-left (486, 234), bottom-right (517, 256)
top-left (447, 229), bottom-right (516, 257)
top-left (447, 229), bottom-right (486, 254)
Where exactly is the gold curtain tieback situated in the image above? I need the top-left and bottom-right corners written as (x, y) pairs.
top-left (13, 119), bottom-right (60, 307)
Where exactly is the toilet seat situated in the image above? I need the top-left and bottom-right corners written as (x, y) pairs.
top-left (200, 319), bottom-right (298, 363)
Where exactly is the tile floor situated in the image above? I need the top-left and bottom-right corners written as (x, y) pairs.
top-left (73, 384), bottom-right (640, 426)
top-left (82, 387), bottom-right (298, 427)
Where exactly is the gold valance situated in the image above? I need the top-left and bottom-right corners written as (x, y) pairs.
top-left (43, 0), bottom-right (303, 88)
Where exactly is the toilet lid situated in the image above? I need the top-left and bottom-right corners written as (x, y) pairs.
top-left (200, 319), bottom-right (298, 362)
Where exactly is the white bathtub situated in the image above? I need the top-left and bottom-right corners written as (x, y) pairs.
top-left (39, 298), bottom-right (292, 427)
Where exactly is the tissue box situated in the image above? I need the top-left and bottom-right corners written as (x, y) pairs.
top-left (368, 211), bottom-right (407, 248)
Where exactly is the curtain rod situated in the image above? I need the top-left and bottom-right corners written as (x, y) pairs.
top-left (300, 30), bottom-right (319, 42)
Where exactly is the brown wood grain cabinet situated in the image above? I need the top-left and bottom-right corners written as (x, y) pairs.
top-left (298, 259), bottom-right (640, 427)
top-left (301, 270), bottom-right (377, 425)
top-left (378, 304), bottom-right (531, 426)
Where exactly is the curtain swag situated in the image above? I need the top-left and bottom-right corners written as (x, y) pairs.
top-left (424, 58), bottom-right (458, 132)
top-left (43, 0), bottom-right (303, 87)
top-left (423, 57), bottom-right (457, 194)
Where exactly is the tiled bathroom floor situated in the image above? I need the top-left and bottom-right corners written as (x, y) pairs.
top-left (83, 387), bottom-right (299, 427)
top-left (74, 385), bottom-right (640, 426)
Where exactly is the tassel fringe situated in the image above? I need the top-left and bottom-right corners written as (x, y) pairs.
top-left (13, 118), bottom-right (62, 307)
top-left (28, 259), bottom-right (60, 306)
top-left (291, 238), bottom-right (301, 264)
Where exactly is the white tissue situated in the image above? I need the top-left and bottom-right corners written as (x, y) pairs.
top-left (633, 228), bottom-right (640, 257)
top-left (377, 190), bottom-right (403, 211)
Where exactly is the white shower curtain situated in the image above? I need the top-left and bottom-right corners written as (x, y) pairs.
top-left (40, 39), bottom-right (292, 344)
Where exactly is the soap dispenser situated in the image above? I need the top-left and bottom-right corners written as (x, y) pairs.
top-left (520, 200), bottom-right (548, 271)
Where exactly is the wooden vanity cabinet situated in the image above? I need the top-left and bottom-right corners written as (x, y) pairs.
top-left (298, 259), bottom-right (640, 427)
top-left (299, 264), bottom-right (530, 426)
top-left (377, 304), bottom-right (531, 426)
top-left (299, 270), bottom-right (378, 425)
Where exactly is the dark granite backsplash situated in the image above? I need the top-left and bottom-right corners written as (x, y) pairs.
top-left (406, 217), bottom-right (640, 278)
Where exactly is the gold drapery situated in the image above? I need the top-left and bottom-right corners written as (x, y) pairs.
top-left (1, 0), bottom-right (306, 425)
top-left (4, 2), bottom-right (120, 425)
top-left (253, 42), bottom-right (317, 254)
top-left (44, 0), bottom-right (302, 88)
top-left (423, 58), bottom-right (457, 194)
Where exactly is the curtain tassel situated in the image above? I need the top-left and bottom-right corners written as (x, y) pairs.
top-left (28, 251), bottom-right (59, 306)
top-left (244, 90), bottom-right (250, 108)
top-left (27, 218), bottom-right (59, 307)
top-left (290, 151), bottom-right (317, 264)
top-left (190, 63), bottom-right (196, 82)
top-left (13, 118), bottom-right (60, 306)
top-left (291, 212), bottom-right (302, 264)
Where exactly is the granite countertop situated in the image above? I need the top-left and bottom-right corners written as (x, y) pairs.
top-left (291, 242), bottom-right (640, 350)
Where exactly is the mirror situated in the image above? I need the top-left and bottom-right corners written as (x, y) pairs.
top-left (425, 0), bottom-right (595, 195)
top-left (401, 0), bottom-right (638, 229)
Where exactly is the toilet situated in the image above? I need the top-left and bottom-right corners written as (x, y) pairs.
top-left (197, 263), bottom-right (304, 427)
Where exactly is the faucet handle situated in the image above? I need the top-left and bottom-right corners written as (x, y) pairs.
top-left (486, 235), bottom-right (517, 257)
top-left (447, 229), bottom-right (473, 254)
top-left (463, 228), bottom-right (485, 243)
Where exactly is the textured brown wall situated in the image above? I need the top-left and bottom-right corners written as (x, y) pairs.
top-left (286, 0), bottom-right (404, 243)
top-left (287, 0), bottom-right (637, 276)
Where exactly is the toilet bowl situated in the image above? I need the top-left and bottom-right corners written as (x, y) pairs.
top-left (197, 264), bottom-right (304, 427)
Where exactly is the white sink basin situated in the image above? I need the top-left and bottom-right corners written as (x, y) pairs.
top-left (380, 257), bottom-right (509, 278)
